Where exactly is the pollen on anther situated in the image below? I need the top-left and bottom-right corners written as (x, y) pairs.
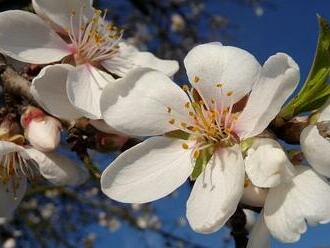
top-left (184, 102), bottom-right (190, 108)
top-left (216, 83), bottom-right (223, 88)
top-left (182, 85), bottom-right (189, 91)
top-left (167, 107), bottom-right (172, 113)
top-left (182, 143), bottom-right (189, 149)
top-left (193, 150), bottom-right (200, 158)
top-left (226, 91), bottom-right (233, 96)
top-left (169, 119), bottom-right (175, 125)
top-left (181, 122), bottom-right (187, 128)
top-left (193, 76), bottom-right (200, 83)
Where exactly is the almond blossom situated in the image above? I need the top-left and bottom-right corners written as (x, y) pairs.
top-left (0, 0), bottom-right (179, 119)
top-left (100, 42), bottom-right (299, 233)
top-left (245, 138), bottom-right (330, 247)
top-left (0, 126), bottom-right (88, 219)
top-left (300, 99), bottom-right (330, 177)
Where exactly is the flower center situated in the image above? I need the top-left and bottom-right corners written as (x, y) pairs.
top-left (0, 129), bottom-right (38, 190)
top-left (167, 78), bottom-right (240, 157)
top-left (68, 8), bottom-right (123, 66)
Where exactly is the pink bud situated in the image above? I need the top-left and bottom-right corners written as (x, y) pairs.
top-left (21, 107), bottom-right (62, 152)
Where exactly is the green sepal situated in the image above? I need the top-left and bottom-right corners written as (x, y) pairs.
top-left (164, 130), bottom-right (190, 140)
top-left (279, 15), bottom-right (330, 120)
top-left (240, 138), bottom-right (255, 156)
top-left (191, 148), bottom-right (213, 180)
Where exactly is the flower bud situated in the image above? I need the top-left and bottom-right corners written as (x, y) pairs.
top-left (241, 182), bottom-right (268, 207)
top-left (21, 106), bottom-right (62, 152)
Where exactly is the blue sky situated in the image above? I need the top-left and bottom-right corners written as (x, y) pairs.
top-left (90, 0), bottom-right (330, 247)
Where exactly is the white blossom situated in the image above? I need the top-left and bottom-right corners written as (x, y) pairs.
top-left (0, 0), bottom-right (179, 119)
top-left (245, 138), bottom-right (330, 247)
top-left (301, 99), bottom-right (330, 177)
top-left (100, 42), bottom-right (299, 233)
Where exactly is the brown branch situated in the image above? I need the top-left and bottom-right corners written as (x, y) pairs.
top-left (0, 66), bottom-right (38, 106)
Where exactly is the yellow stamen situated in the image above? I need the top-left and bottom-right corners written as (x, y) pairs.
top-left (182, 143), bottom-right (189, 149)
top-left (193, 76), bottom-right (200, 83)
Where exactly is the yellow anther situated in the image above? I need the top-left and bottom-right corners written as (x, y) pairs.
top-left (184, 102), bottom-right (190, 108)
top-left (193, 150), bottom-right (200, 158)
top-left (71, 10), bottom-right (76, 16)
top-left (189, 111), bottom-right (194, 116)
top-left (167, 107), bottom-right (172, 113)
top-left (216, 83), bottom-right (223, 88)
top-left (226, 91), bottom-right (233, 96)
top-left (193, 76), bottom-right (200, 83)
top-left (182, 85), bottom-right (190, 91)
top-left (211, 98), bottom-right (215, 104)
top-left (244, 178), bottom-right (250, 188)
top-left (181, 122), bottom-right (187, 128)
top-left (169, 119), bottom-right (175, 125)
top-left (182, 143), bottom-right (189, 149)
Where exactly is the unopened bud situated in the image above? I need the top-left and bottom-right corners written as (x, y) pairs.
top-left (21, 106), bottom-right (62, 152)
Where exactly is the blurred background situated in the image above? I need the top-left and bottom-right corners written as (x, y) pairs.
top-left (0, 0), bottom-right (330, 247)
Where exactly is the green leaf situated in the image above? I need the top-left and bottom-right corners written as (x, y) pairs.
top-left (191, 148), bottom-right (213, 180)
top-left (279, 15), bottom-right (330, 120)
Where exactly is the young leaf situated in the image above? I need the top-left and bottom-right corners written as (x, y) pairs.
top-left (279, 15), bottom-right (330, 120)
top-left (191, 148), bottom-right (213, 180)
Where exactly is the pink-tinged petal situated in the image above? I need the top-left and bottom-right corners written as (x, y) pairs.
top-left (101, 136), bottom-right (194, 203)
top-left (236, 53), bottom-right (299, 139)
top-left (186, 145), bottom-right (245, 233)
top-left (264, 166), bottom-right (330, 243)
top-left (184, 43), bottom-right (261, 108)
top-left (67, 64), bottom-right (114, 119)
top-left (31, 64), bottom-right (82, 121)
top-left (101, 68), bottom-right (191, 137)
top-left (301, 125), bottom-right (330, 177)
top-left (32, 0), bottom-right (94, 33)
top-left (245, 138), bottom-right (295, 188)
top-left (25, 148), bottom-right (89, 186)
top-left (0, 178), bottom-right (27, 218)
top-left (0, 10), bottom-right (70, 64)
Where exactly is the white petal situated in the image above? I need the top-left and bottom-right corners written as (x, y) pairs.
top-left (0, 178), bottom-right (27, 218)
top-left (186, 145), bottom-right (245, 233)
top-left (0, 10), bottom-right (70, 64)
top-left (31, 64), bottom-right (82, 120)
top-left (67, 65), bottom-right (114, 119)
top-left (319, 98), bottom-right (330, 121)
top-left (25, 148), bottom-right (89, 186)
top-left (184, 43), bottom-right (261, 108)
top-left (32, 0), bottom-right (94, 33)
top-left (236, 53), bottom-right (300, 139)
top-left (101, 136), bottom-right (194, 203)
top-left (102, 42), bottom-right (179, 77)
top-left (245, 138), bottom-right (295, 188)
top-left (247, 213), bottom-right (270, 248)
top-left (301, 125), bottom-right (330, 177)
top-left (264, 166), bottom-right (330, 243)
top-left (101, 68), bottom-right (191, 136)
top-left (0, 141), bottom-right (26, 156)
top-left (241, 183), bottom-right (268, 207)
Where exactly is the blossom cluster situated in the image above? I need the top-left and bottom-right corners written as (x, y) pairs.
top-left (0, 0), bottom-right (329, 247)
